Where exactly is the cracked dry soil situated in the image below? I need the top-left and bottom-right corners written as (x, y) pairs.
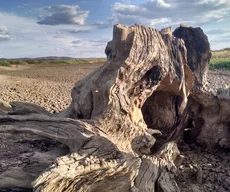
top-left (0, 64), bottom-right (230, 192)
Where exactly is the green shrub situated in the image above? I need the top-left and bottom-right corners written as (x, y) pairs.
top-left (50, 60), bottom-right (71, 64)
top-left (49, 60), bottom-right (90, 65)
top-left (0, 61), bottom-right (11, 67)
top-left (25, 60), bottom-right (45, 64)
top-left (209, 58), bottom-right (230, 70)
top-left (8, 60), bottom-right (28, 65)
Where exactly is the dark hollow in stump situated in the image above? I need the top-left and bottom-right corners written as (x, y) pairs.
top-left (0, 24), bottom-right (230, 192)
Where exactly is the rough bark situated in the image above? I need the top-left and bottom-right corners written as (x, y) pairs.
top-left (173, 25), bottom-right (230, 149)
top-left (173, 24), bottom-right (211, 87)
top-left (0, 24), bottom-right (229, 192)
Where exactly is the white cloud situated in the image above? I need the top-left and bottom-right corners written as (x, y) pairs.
top-left (89, 38), bottom-right (110, 43)
top-left (91, 21), bottom-right (112, 29)
top-left (88, 38), bottom-right (110, 47)
top-left (110, 0), bottom-right (230, 50)
top-left (111, 0), bottom-right (230, 27)
top-left (0, 34), bottom-right (11, 41)
top-left (66, 29), bottom-right (90, 34)
top-left (0, 26), bottom-right (13, 41)
top-left (113, 13), bottom-right (170, 26)
top-left (156, 0), bottom-right (171, 8)
top-left (71, 38), bottom-right (110, 48)
top-left (206, 29), bottom-right (230, 35)
top-left (64, 20), bottom-right (114, 34)
top-left (72, 40), bottom-right (82, 45)
top-left (0, 26), bottom-right (8, 33)
top-left (37, 5), bottom-right (89, 25)
top-left (205, 28), bottom-right (230, 50)
top-left (112, 3), bottom-right (147, 14)
top-left (36, 4), bottom-right (112, 32)
top-left (0, 12), bottom-right (107, 58)
top-left (198, 0), bottom-right (228, 6)
top-left (1, 1), bottom-right (230, 57)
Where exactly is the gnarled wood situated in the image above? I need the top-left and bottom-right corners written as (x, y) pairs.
top-left (0, 24), bottom-right (229, 192)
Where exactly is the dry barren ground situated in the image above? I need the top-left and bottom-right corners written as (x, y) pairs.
top-left (0, 64), bottom-right (230, 192)
top-left (0, 64), bottom-right (102, 113)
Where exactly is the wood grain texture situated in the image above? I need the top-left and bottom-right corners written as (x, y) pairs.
top-left (0, 24), bottom-right (229, 192)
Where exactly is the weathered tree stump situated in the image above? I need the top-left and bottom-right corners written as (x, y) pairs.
top-left (0, 24), bottom-right (229, 192)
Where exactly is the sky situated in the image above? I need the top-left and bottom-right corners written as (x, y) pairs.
top-left (0, 0), bottom-right (229, 58)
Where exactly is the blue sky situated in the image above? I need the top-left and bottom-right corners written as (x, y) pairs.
top-left (0, 0), bottom-right (229, 58)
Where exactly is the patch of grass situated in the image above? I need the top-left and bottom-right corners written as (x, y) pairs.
top-left (0, 58), bottom-right (107, 66)
top-left (8, 60), bottom-right (28, 65)
top-left (49, 60), bottom-right (88, 65)
top-left (49, 60), bottom-right (71, 65)
top-left (25, 60), bottom-right (45, 64)
top-left (209, 58), bottom-right (230, 70)
top-left (75, 59), bottom-right (90, 64)
top-left (212, 50), bottom-right (230, 60)
top-left (48, 59), bottom-right (105, 65)
top-left (209, 49), bottom-right (230, 70)
top-left (0, 60), bottom-right (11, 67)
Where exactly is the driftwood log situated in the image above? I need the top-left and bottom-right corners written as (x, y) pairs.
top-left (0, 24), bottom-right (230, 192)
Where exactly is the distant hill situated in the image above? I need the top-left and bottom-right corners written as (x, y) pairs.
top-left (212, 48), bottom-right (230, 52)
top-left (0, 56), bottom-right (78, 60)
top-left (0, 56), bottom-right (108, 60)
top-left (21, 56), bottom-right (76, 60)
top-left (0, 57), bottom-right (107, 67)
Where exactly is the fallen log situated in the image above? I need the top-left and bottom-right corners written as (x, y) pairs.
top-left (0, 24), bottom-right (229, 192)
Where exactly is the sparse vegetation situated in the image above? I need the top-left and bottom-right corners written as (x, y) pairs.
top-left (49, 59), bottom-right (90, 65)
top-left (0, 60), bottom-right (11, 67)
top-left (1, 50), bottom-right (230, 70)
top-left (0, 58), bottom-right (107, 66)
top-left (210, 49), bottom-right (230, 70)
top-left (8, 60), bottom-right (28, 65)
top-left (212, 49), bottom-right (230, 59)
top-left (209, 58), bottom-right (230, 70)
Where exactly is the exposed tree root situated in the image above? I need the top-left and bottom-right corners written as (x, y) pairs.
top-left (0, 24), bottom-right (229, 192)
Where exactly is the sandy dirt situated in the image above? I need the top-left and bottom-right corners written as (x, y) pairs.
top-left (0, 64), bottom-right (230, 192)
top-left (0, 63), bottom-right (102, 192)
top-left (0, 64), bottom-right (102, 113)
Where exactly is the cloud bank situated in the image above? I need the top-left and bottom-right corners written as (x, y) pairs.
top-left (0, 1), bottom-right (230, 58)
top-left (37, 5), bottom-right (89, 25)
top-left (111, 0), bottom-right (230, 27)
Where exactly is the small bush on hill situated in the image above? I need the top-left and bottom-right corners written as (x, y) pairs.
top-left (0, 61), bottom-right (11, 67)
top-left (8, 60), bottom-right (28, 65)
